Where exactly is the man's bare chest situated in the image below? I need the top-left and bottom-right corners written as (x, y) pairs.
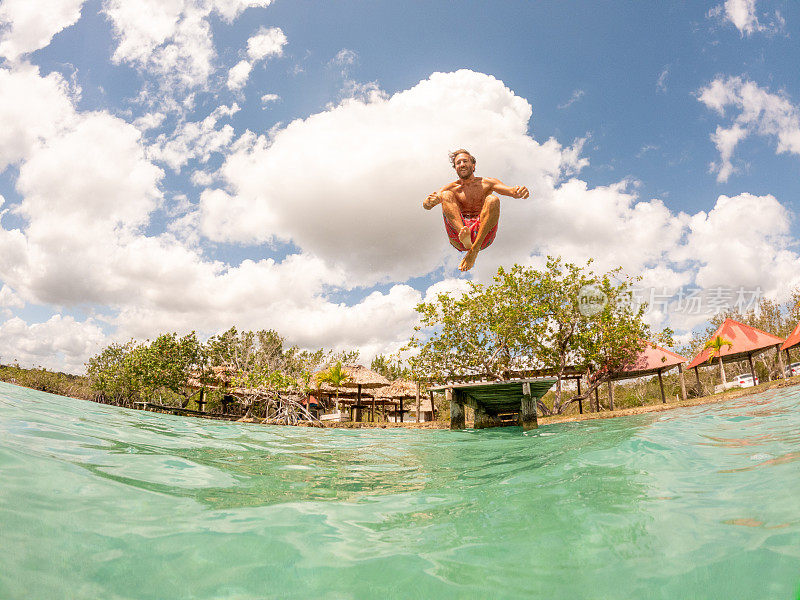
top-left (453, 182), bottom-right (488, 205)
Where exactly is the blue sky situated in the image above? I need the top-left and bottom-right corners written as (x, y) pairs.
top-left (1, 0), bottom-right (800, 372)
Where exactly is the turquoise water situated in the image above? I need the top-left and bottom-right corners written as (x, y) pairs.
top-left (1, 382), bottom-right (799, 599)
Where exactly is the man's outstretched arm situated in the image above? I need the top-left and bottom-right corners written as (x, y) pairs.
top-left (486, 177), bottom-right (530, 199)
top-left (423, 184), bottom-right (456, 210)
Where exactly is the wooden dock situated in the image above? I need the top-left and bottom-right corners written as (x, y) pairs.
top-left (431, 378), bottom-right (557, 431)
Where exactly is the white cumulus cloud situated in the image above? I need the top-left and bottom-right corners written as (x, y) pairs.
top-left (697, 76), bottom-right (800, 182)
top-left (0, 315), bottom-right (106, 373)
top-left (247, 26), bottom-right (286, 61)
top-left (0, 0), bottom-right (86, 61)
top-left (103, 0), bottom-right (273, 93)
top-left (709, 0), bottom-right (784, 36)
top-left (227, 27), bottom-right (286, 91)
top-left (210, 70), bottom-right (584, 285)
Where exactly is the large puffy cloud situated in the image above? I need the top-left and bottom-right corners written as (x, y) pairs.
top-left (679, 193), bottom-right (800, 294)
top-left (698, 76), bottom-right (800, 182)
top-left (209, 70), bottom-right (585, 284)
top-left (0, 0), bottom-right (86, 61)
top-left (0, 63), bottom-right (430, 370)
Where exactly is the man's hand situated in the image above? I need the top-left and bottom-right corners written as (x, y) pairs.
top-left (423, 192), bottom-right (442, 210)
top-left (512, 186), bottom-right (530, 199)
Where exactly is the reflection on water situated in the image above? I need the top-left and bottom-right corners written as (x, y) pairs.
top-left (1, 381), bottom-right (800, 599)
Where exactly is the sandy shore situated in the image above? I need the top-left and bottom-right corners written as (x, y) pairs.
top-left (322, 376), bottom-right (800, 429)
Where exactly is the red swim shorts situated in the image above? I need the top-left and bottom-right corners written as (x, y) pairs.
top-left (444, 215), bottom-right (498, 252)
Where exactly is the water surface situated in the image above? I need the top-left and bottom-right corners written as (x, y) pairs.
top-left (1, 381), bottom-right (799, 599)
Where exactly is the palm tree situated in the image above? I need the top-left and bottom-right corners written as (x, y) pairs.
top-left (705, 335), bottom-right (733, 387)
top-left (315, 361), bottom-right (351, 412)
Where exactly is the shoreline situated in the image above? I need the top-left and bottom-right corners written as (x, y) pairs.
top-left (319, 376), bottom-right (800, 429)
top-left (4, 375), bottom-right (798, 429)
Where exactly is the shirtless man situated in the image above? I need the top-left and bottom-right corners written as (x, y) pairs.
top-left (423, 149), bottom-right (530, 271)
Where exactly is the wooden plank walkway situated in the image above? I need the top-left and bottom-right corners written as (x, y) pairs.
top-left (431, 378), bottom-right (557, 431)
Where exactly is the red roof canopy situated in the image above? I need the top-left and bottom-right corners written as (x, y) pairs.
top-left (622, 341), bottom-right (687, 373)
top-left (687, 318), bottom-right (784, 369)
top-left (781, 320), bottom-right (800, 352)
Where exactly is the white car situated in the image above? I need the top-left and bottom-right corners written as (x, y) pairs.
top-left (785, 362), bottom-right (800, 377)
top-left (733, 373), bottom-right (759, 387)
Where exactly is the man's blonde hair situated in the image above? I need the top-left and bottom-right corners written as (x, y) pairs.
top-left (449, 148), bottom-right (476, 167)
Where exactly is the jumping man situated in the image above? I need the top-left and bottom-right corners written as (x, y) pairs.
top-left (423, 149), bottom-right (530, 271)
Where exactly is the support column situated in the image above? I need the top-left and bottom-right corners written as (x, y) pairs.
top-left (607, 379), bottom-right (614, 411)
top-left (520, 382), bottom-right (538, 430)
top-left (429, 390), bottom-right (435, 421)
top-left (776, 345), bottom-right (786, 379)
top-left (748, 353), bottom-right (757, 384)
top-left (355, 384), bottom-right (363, 422)
top-left (695, 366), bottom-right (702, 395)
top-left (448, 388), bottom-right (465, 430)
top-left (577, 378), bottom-right (583, 414)
top-left (678, 363), bottom-right (687, 402)
top-left (657, 369), bottom-right (666, 404)
top-left (474, 404), bottom-right (491, 429)
top-left (399, 396), bottom-right (404, 423)
top-left (415, 380), bottom-right (421, 423)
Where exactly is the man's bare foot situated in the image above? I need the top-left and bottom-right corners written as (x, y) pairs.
top-left (458, 226), bottom-right (472, 250)
top-left (459, 248), bottom-right (479, 271)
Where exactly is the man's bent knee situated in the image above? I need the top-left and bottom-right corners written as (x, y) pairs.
top-left (441, 190), bottom-right (458, 204)
top-left (482, 195), bottom-right (500, 216)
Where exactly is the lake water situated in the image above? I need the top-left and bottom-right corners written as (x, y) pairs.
top-left (1, 381), bottom-right (799, 599)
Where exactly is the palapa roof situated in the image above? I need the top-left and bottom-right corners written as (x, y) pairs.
top-left (339, 364), bottom-right (390, 388)
top-left (312, 364), bottom-right (390, 390)
top-left (781, 320), bottom-right (800, 351)
top-left (612, 341), bottom-right (687, 380)
top-left (374, 378), bottom-right (420, 399)
top-left (687, 318), bottom-right (785, 369)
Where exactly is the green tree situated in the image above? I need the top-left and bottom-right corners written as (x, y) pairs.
top-left (704, 335), bottom-right (733, 387)
top-left (86, 341), bottom-right (138, 405)
top-left (408, 258), bottom-right (658, 415)
top-left (127, 332), bottom-right (203, 403)
top-left (503, 257), bottom-right (596, 411)
top-left (408, 278), bottom-right (537, 382)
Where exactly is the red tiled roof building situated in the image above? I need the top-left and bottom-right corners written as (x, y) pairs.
top-left (687, 318), bottom-right (786, 385)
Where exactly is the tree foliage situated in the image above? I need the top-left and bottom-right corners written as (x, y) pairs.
top-left (407, 257), bottom-right (662, 414)
top-left (370, 354), bottom-right (410, 382)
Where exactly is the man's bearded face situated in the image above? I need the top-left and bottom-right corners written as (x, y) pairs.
top-left (453, 153), bottom-right (475, 179)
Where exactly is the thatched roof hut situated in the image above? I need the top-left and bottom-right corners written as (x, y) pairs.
top-left (340, 364), bottom-right (390, 388)
top-left (374, 378), bottom-right (418, 398)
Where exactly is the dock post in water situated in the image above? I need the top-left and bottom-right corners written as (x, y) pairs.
top-left (448, 388), bottom-right (465, 430)
top-left (519, 382), bottom-right (538, 430)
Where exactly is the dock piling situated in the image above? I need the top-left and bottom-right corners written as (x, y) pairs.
top-left (520, 382), bottom-right (538, 430)
top-left (448, 388), bottom-right (465, 430)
